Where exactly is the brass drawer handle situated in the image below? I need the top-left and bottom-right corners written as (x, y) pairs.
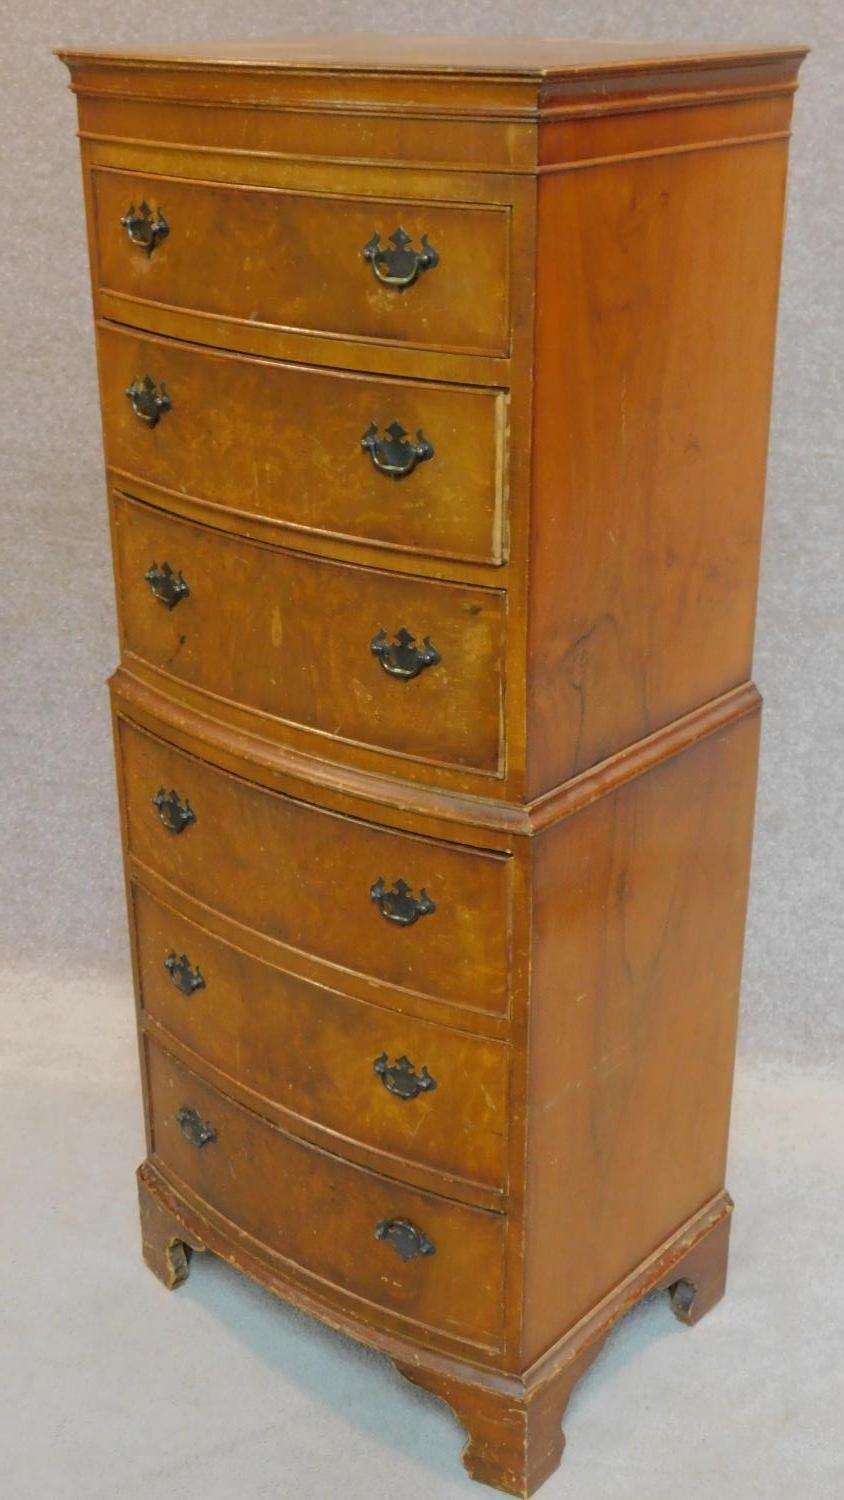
top-left (370, 878), bottom-right (435, 927)
top-left (361, 421), bottom-right (434, 478)
top-left (370, 628), bottom-right (440, 680)
top-left (362, 227), bottom-right (439, 289)
top-left (374, 1053), bottom-right (437, 1100)
top-left (121, 200), bottom-right (169, 254)
top-left (152, 787), bottom-right (196, 835)
top-left (375, 1218), bottom-right (436, 1262)
top-left (126, 375), bottom-right (171, 428)
top-left (176, 1106), bottom-right (216, 1149)
top-left (145, 560), bottom-right (190, 610)
top-left (164, 951), bottom-right (206, 997)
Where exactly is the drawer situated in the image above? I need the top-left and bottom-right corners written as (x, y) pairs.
top-left (91, 167), bottom-right (511, 357)
top-left (118, 717), bottom-right (511, 1016)
top-left (114, 493), bottom-right (506, 776)
top-left (147, 1041), bottom-right (506, 1347)
top-left (134, 884), bottom-right (509, 1191)
top-left (100, 325), bottom-right (508, 566)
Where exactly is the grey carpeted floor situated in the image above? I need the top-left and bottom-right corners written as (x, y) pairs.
top-left (2, 2), bottom-right (843, 1496)
top-left (3, 961), bottom-right (843, 1498)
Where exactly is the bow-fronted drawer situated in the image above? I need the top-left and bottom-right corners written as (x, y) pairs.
top-left (99, 324), bottom-right (509, 566)
top-left (113, 493), bottom-right (507, 777)
top-left (146, 1041), bottom-right (507, 1349)
top-left (92, 167), bottom-right (511, 358)
top-left (118, 716), bottom-right (512, 1017)
top-left (134, 884), bottom-right (508, 1200)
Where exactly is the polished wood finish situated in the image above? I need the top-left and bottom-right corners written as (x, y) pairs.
top-left (527, 131), bottom-right (792, 793)
top-left (396, 1196), bottom-right (733, 1497)
top-left (99, 323), bottom-right (509, 565)
top-left (523, 708), bottom-right (759, 1360)
top-left (113, 492), bottom-right (507, 775)
top-left (146, 1040), bottom-right (507, 1347)
top-left (117, 714), bottom-right (512, 1016)
top-left (61, 34), bottom-right (805, 1496)
top-left (133, 882), bottom-right (509, 1197)
top-left (91, 165), bottom-right (511, 356)
top-left (138, 1154), bottom-right (732, 1497)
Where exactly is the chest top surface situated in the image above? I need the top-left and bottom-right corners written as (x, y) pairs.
top-left (56, 33), bottom-right (805, 71)
top-left (57, 32), bottom-right (807, 119)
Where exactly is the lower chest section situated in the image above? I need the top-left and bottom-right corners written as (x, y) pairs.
top-left (115, 691), bottom-right (522, 1359)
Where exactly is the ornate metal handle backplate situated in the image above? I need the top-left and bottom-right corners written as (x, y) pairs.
top-left (375, 1218), bottom-right (436, 1262)
top-left (362, 227), bottom-right (439, 289)
top-left (145, 560), bottom-right (189, 610)
top-left (374, 1053), bottom-right (437, 1100)
top-left (176, 1106), bottom-right (216, 1149)
top-left (121, 200), bottom-right (169, 254)
top-left (361, 421), bottom-right (434, 478)
top-left (164, 951), bottom-right (206, 997)
top-left (152, 787), bottom-right (196, 835)
top-left (370, 878), bottom-right (435, 927)
top-left (126, 375), bottom-right (172, 428)
top-left (370, 628), bottom-right (440, 680)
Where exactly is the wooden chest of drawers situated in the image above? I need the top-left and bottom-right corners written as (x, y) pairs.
top-left (60, 34), bottom-right (806, 1495)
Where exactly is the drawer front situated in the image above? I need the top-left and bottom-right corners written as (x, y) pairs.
top-left (100, 325), bottom-right (508, 566)
top-left (147, 1041), bottom-right (506, 1346)
top-left (119, 718), bottom-right (511, 1016)
top-left (134, 885), bottom-right (508, 1189)
top-left (92, 168), bottom-right (511, 357)
top-left (115, 493), bottom-right (506, 776)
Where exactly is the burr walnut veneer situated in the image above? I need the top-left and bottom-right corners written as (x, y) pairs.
top-left (60, 35), bottom-right (805, 1495)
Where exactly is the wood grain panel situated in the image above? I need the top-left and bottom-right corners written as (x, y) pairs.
top-left (538, 93), bottom-right (795, 167)
top-left (113, 493), bottom-right (506, 775)
top-left (522, 709), bottom-right (760, 1362)
top-left (76, 91), bottom-right (535, 173)
top-left (117, 716), bottom-right (511, 1015)
top-left (91, 166), bottom-right (511, 356)
top-left (527, 137), bottom-right (791, 793)
top-left (146, 1041), bottom-right (507, 1347)
top-left (134, 882), bottom-right (509, 1192)
top-left (99, 323), bottom-right (508, 565)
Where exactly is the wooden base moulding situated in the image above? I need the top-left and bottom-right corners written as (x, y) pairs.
top-left (139, 1162), bottom-right (732, 1498)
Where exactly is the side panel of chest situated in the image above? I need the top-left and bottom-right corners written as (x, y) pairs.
top-left (527, 115), bottom-right (792, 794)
top-left (522, 703), bottom-right (760, 1361)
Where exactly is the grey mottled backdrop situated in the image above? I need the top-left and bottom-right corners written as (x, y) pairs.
top-left (1, 1), bottom-right (840, 1060)
top-left (1, 8), bottom-right (842, 1500)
